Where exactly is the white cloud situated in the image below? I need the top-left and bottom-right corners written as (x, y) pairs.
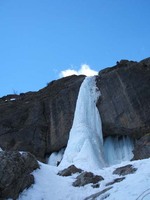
top-left (60, 69), bottom-right (78, 77)
top-left (59, 64), bottom-right (98, 78)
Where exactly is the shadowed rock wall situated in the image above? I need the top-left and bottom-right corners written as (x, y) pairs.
top-left (97, 58), bottom-right (150, 139)
top-left (0, 75), bottom-right (85, 161)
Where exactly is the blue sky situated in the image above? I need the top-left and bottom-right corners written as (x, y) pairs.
top-left (0, 0), bottom-right (150, 97)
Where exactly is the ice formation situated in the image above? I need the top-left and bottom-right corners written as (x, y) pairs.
top-left (60, 76), bottom-right (106, 170)
top-left (60, 76), bottom-right (134, 170)
top-left (48, 148), bottom-right (65, 166)
top-left (104, 136), bottom-right (134, 166)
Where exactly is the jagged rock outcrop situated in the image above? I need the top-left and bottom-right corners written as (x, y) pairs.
top-left (58, 165), bottom-right (83, 176)
top-left (0, 151), bottom-right (39, 199)
top-left (113, 164), bottom-right (137, 176)
top-left (97, 58), bottom-right (150, 139)
top-left (0, 75), bottom-right (85, 161)
top-left (72, 172), bottom-right (104, 187)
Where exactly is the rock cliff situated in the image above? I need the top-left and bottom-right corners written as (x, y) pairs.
top-left (0, 75), bottom-right (85, 161)
top-left (97, 58), bottom-right (150, 139)
top-left (0, 58), bottom-right (150, 161)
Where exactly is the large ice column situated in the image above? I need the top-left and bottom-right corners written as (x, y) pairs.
top-left (104, 136), bottom-right (134, 166)
top-left (60, 76), bottom-right (106, 170)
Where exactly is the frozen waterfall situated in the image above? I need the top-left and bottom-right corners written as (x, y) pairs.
top-left (60, 76), bottom-right (106, 170)
top-left (60, 76), bottom-right (134, 170)
top-left (104, 136), bottom-right (134, 166)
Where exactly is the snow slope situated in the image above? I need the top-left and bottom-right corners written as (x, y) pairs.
top-left (18, 158), bottom-right (150, 200)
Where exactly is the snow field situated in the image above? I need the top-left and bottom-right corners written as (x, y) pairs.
top-left (18, 158), bottom-right (150, 200)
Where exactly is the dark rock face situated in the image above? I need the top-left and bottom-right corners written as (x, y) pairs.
top-left (132, 134), bottom-right (150, 160)
top-left (113, 164), bottom-right (137, 176)
top-left (0, 75), bottom-right (85, 161)
top-left (0, 151), bottom-right (39, 199)
top-left (97, 58), bottom-right (150, 139)
top-left (58, 165), bottom-right (83, 176)
top-left (72, 172), bottom-right (104, 187)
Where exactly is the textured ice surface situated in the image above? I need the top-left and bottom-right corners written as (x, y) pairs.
top-left (104, 136), bottom-right (134, 166)
top-left (60, 76), bottom-right (106, 170)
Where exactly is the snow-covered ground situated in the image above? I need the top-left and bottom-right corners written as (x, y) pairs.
top-left (18, 158), bottom-right (150, 200)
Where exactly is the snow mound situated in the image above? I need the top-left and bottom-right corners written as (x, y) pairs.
top-left (48, 148), bottom-right (65, 166)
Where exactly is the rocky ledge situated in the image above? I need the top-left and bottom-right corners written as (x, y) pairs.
top-left (97, 58), bottom-right (150, 139)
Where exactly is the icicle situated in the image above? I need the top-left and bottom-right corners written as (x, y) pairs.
top-left (60, 76), bottom-right (106, 170)
top-left (104, 136), bottom-right (134, 166)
